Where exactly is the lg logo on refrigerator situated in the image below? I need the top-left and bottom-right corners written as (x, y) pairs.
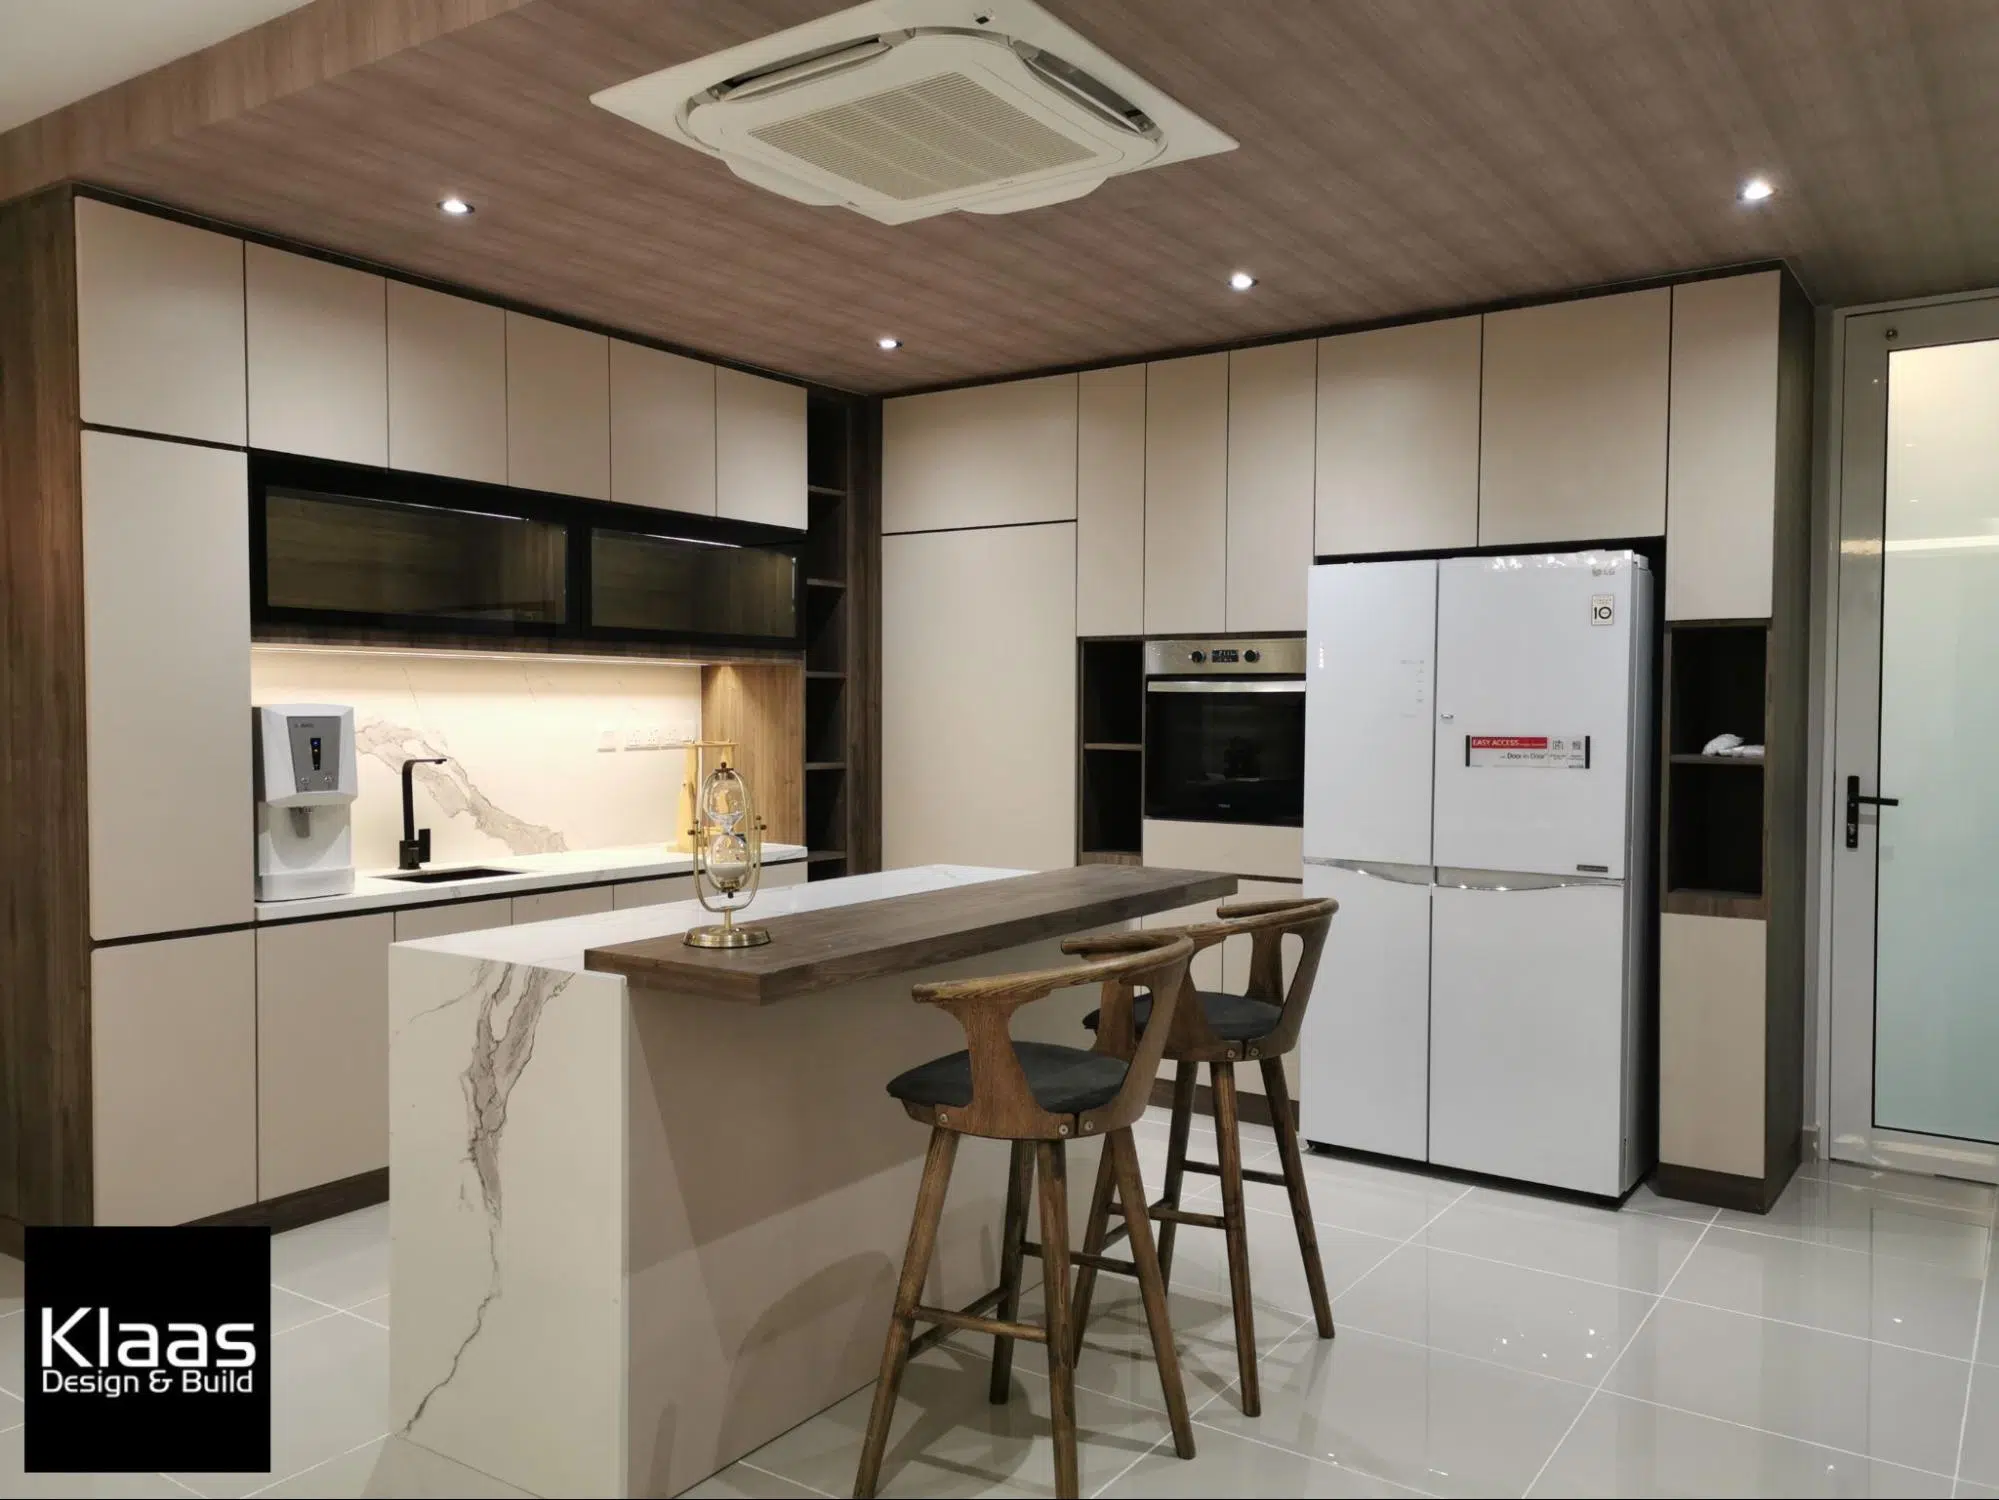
top-left (1589, 594), bottom-right (1615, 627)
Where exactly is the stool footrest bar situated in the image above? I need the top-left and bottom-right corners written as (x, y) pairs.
top-left (914, 1304), bottom-right (1046, 1344)
top-left (1240, 1166), bottom-right (1288, 1187)
top-left (907, 1287), bottom-right (1008, 1355)
top-left (1151, 1206), bottom-right (1226, 1230)
top-left (1179, 1160), bottom-right (1222, 1177)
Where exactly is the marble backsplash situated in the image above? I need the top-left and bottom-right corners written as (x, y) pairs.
top-left (250, 648), bottom-right (702, 871)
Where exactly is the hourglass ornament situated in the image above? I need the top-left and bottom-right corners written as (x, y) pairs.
top-left (682, 760), bottom-right (771, 949)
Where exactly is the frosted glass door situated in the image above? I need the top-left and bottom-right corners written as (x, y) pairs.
top-left (1872, 338), bottom-right (1999, 1143)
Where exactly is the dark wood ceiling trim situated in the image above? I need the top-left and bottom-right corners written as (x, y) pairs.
top-left (881, 258), bottom-right (1802, 400)
top-left (0, 0), bottom-right (531, 203)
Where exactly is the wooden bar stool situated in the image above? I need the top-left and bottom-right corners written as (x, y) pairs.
top-left (1071, 896), bottom-right (1339, 1418)
top-left (853, 930), bottom-right (1199, 1500)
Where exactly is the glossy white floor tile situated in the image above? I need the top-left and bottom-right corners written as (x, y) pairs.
top-left (1603, 1298), bottom-right (1972, 1474)
top-left (1528, 1389), bottom-right (1955, 1498)
top-left (0, 1118), bottom-right (1992, 1497)
top-left (1416, 1187), bottom-right (1708, 1294)
top-left (1332, 1241), bottom-right (1656, 1384)
top-left (1959, 1364), bottom-right (1999, 1488)
top-left (1667, 1224), bottom-right (1986, 1358)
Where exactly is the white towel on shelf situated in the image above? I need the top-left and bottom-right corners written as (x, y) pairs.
top-left (1701, 732), bottom-right (1744, 757)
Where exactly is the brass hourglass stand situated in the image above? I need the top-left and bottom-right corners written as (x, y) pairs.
top-left (683, 760), bottom-right (772, 949)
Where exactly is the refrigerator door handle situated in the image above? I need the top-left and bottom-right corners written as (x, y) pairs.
top-left (1435, 866), bottom-right (1623, 891)
top-left (1308, 856), bottom-right (1436, 886)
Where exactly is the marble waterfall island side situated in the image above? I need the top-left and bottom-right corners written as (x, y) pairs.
top-left (387, 863), bottom-right (1235, 1498)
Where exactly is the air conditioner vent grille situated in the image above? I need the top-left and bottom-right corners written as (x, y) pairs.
top-left (749, 70), bottom-right (1094, 201)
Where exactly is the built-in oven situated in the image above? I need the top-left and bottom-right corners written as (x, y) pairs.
top-left (1143, 637), bottom-right (1306, 826)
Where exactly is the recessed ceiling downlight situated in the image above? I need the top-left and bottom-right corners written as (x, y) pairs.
top-left (877, 336), bottom-right (902, 350)
top-left (438, 196), bottom-right (475, 216)
top-left (1229, 270), bottom-right (1256, 291)
top-left (1738, 177), bottom-right (1775, 203)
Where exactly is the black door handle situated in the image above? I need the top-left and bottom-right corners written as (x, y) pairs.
top-left (1846, 774), bottom-right (1901, 849)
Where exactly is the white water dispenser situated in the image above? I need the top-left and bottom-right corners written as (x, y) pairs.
top-left (254, 703), bottom-right (359, 901)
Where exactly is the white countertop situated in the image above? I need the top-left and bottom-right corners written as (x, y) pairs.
top-left (396, 864), bottom-right (1025, 974)
top-left (255, 841), bottom-right (809, 921)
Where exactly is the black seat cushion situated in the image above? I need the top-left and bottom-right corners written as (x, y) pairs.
top-left (1083, 990), bottom-right (1284, 1043)
top-left (886, 1041), bottom-right (1129, 1115)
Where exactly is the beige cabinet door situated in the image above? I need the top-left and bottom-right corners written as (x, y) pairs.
top-left (246, 244), bottom-right (388, 465)
top-left (507, 313), bottom-right (611, 500)
top-left (1667, 273), bottom-right (1782, 621)
top-left (884, 523), bottom-right (1076, 871)
top-left (514, 884), bottom-right (615, 923)
top-left (610, 341), bottom-right (716, 515)
top-left (883, 373), bottom-right (1079, 533)
top-left (93, 931), bottom-right (257, 1224)
top-left (1227, 341), bottom-right (1316, 632)
top-left (83, 433), bottom-right (252, 941)
top-left (613, 874), bottom-right (697, 909)
top-left (1479, 288), bottom-right (1670, 545)
top-left (393, 897), bottom-right (514, 941)
top-left (387, 282), bottom-right (507, 484)
top-left (764, 860), bottom-right (808, 889)
top-left (1316, 315), bottom-right (1481, 555)
top-left (1076, 364), bottom-right (1146, 637)
top-left (257, 913), bottom-right (393, 1199)
top-left (1144, 353), bottom-right (1229, 634)
top-left (75, 198), bottom-right (246, 445)
top-left (1659, 912), bottom-right (1767, 1177)
top-left (717, 368), bottom-right (808, 529)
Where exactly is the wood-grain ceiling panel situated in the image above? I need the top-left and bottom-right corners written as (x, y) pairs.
top-left (9, 0), bottom-right (1999, 391)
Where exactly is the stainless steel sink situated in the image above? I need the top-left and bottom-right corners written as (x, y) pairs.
top-left (380, 866), bottom-right (520, 884)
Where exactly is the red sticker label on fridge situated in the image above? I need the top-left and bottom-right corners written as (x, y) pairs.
top-left (1465, 735), bottom-right (1591, 769)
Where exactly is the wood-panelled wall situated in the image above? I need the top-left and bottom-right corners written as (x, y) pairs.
top-left (700, 663), bottom-right (804, 849)
top-left (0, 186), bottom-right (92, 1232)
top-left (846, 399), bottom-right (883, 874)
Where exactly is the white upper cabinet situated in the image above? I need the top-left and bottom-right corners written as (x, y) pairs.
top-left (883, 374), bottom-right (1078, 533)
top-left (386, 282), bottom-right (507, 485)
top-left (75, 199), bottom-right (245, 445)
top-left (1075, 364), bottom-right (1146, 637)
top-left (245, 244), bottom-right (388, 465)
top-left (1143, 353), bottom-right (1229, 635)
top-left (1667, 273), bottom-right (1782, 621)
top-left (716, 367), bottom-right (807, 529)
top-left (1316, 315), bottom-right (1481, 555)
top-left (1226, 340), bottom-right (1317, 632)
top-left (506, 312), bottom-right (610, 500)
top-left (83, 432), bottom-right (252, 940)
top-left (610, 340), bottom-right (716, 515)
top-left (1478, 287), bottom-right (1670, 545)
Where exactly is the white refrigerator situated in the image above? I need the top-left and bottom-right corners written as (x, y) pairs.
top-left (1299, 551), bottom-right (1654, 1197)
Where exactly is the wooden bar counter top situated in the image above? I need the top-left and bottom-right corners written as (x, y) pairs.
top-left (583, 863), bottom-right (1237, 1003)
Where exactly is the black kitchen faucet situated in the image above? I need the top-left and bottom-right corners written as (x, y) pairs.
top-left (399, 757), bottom-right (450, 870)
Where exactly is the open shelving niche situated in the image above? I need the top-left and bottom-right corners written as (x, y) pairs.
top-left (1661, 623), bottom-right (1768, 919)
top-left (1077, 639), bottom-right (1145, 864)
top-left (802, 398), bottom-right (863, 880)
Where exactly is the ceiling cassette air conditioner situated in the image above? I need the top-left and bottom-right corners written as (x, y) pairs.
top-left (591, 0), bottom-right (1237, 225)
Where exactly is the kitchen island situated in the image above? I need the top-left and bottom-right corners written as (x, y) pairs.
top-left (387, 863), bottom-right (1234, 1498)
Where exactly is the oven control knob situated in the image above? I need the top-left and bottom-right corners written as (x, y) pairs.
top-left (1244, 648), bottom-right (1261, 664)
top-left (1188, 650), bottom-right (1205, 664)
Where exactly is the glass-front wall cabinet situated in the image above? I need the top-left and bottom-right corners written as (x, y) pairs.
top-left (251, 454), bottom-right (802, 650)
